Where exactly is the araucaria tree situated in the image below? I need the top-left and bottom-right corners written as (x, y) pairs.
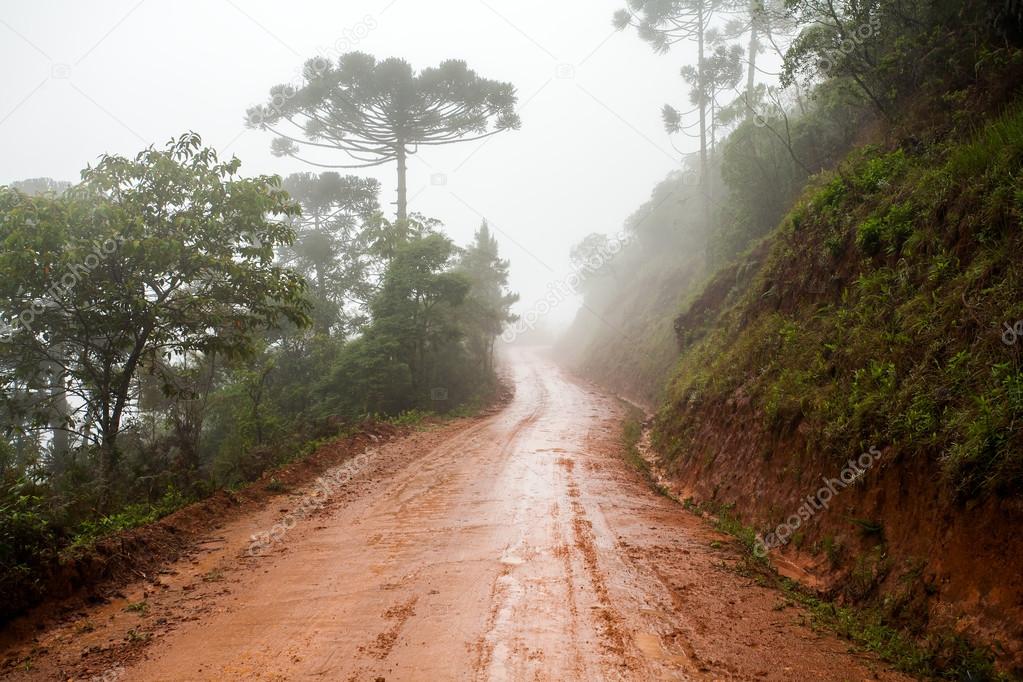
top-left (279, 172), bottom-right (381, 336)
top-left (615, 0), bottom-right (725, 187)
top-left (247, 52), bottom-right (521, 225)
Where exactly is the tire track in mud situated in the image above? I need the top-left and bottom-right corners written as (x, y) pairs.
top-left (341, 595), bottom-right (420, 681)
top-left (564, 469), bottom-right (649, 680)
top-left (549, 498), bottom-right (590, 680)
top-left (470, 368), bottom-right (554, 681)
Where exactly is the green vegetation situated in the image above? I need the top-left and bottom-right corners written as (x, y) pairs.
top-left (67, 487), bottom-right (189, 554)
top-left (678, 496), bottom-right (767, 564)
top-left (123, 601), bottom-right (149, 616)
top-left (619, 406), bottom-right (649, 476)
top-left (787, 584), bottom-right (1010, 680)
top-left (0, 52), bottom-right (521, 621)
top-left (657, 107), bottom-right (1023, 498)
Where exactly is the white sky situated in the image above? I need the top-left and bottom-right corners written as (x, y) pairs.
top-left (0, 0), bottom-right (700, 326)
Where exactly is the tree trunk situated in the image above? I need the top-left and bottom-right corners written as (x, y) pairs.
top-left (697, 0), bottom-right (711, 249)
top-left (746, 0), bottom-right (760, 123)
top-left (711, 97), bottom-right (717, 156)
top-left (98, 435), bottom-right (118, 510)
top-left (396, 142), bottom-right (408, 229)
top-left (46, 346), bottom-right (71, 475)
top-left (697, 2), bottom-right (708, 186)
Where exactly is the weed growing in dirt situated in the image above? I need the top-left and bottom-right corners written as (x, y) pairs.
top-left (123, 601), bottom-right (149, 616)
top-left (74, 620), bottom-right (96, 634)
top-left (706, 503), bottom-right (765, 562)
top-left (619, 407), bottom-right (650, 476)
top-left (264, 477), bottom-right (287, 493)
top-left (201, 569), bottom-right (224, 583)
top-left (784, 582), bottom-right (1012, 681)
top-left (383, 409), bottom-right (432, 428)
top-left (123, 628), bottom-right (150, 643)
top-left (66, 487), bottom-right (190, 556)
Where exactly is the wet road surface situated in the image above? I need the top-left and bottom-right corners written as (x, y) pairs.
top-left (9, 348), bottom-right (907, 681)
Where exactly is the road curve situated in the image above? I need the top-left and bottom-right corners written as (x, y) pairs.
top-left (13, 348), bottom-right (908, 681)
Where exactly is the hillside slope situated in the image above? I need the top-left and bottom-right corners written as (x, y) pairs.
top-left (655, 104), bottom-right (1023, 672)
top-left (556, 249), bottom-right (701, 407)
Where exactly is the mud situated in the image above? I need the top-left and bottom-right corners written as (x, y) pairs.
top-left (1, 348), bottom-right (907, 681)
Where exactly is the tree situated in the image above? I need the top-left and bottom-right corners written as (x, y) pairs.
top-left (457, 222), bottom-right (518, 373)
top-left (3, 178), bottom-right (75, 469)
top-left (247, 52), bottom-right (521, 225)
top-left (615, 0), bottom-right (725, 189)
top-left (570, 233), bottom-right (621, 288)
top-left (9, 178), bottom-right (71, 197)
top-left (279, 172), bottom-right (381, 335)
top-left (0, 134), bottom-right (309, 500)
top-left (669, 42), bottom-right (744, 156)
top-left (781, 0), bottom-right (890, 117)
top-left (365, 232), bottom-right (469, 400)
top-left (716, 1), bottom-right (798, 124)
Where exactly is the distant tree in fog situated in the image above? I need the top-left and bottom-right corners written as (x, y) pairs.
top-left (9, 178), bottom-right (72, 196)
top-left (247, 52), bottom-right (520, 228)
top-left (279, 172), bottom-right (381, 336)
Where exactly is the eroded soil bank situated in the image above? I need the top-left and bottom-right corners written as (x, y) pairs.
top-left (650, 393), bottom-right (1023, 673)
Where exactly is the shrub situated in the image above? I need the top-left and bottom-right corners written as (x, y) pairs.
top-left (0, 482), bottom-right (58, 616)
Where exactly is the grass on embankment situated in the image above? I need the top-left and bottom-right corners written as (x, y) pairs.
top-left (619, 404), bottom-right (651, 476)
top-left (656, 104), bottom-right (1023, 500)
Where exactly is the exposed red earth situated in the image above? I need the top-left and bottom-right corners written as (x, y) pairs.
top-left (2, 348), bottom-right (908, 681)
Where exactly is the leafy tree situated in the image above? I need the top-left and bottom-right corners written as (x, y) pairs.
top-left (279, 172), bottom-right (381, 335)
top-left (8, 178), bottom-right (71, 197)
top-left (457, 222), bottom-right (518, 373)
top-left (0, 134), bottom-right (309, 499)
top-left (616, 0), bottom-right (726, 187)
top-left (570, 232), bottom-right (621, 290)
top-left (248, 52), bottom-right (521, 225)
top-left (2, 180), bottom-right (76, 467)
top-left (777, 1), bottom-right (1011, 120)
top-left (365, 232), bottom-right (470, 400)
top-left (781, 0), bottom-right (891, 117)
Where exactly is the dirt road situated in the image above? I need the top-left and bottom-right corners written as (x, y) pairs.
top-left (7, 348), bottom-right (907, 681)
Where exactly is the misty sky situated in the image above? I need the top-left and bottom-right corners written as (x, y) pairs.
top-left (0, 0), bottom-right (699, 327)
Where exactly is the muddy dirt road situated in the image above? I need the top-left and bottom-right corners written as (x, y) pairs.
top-left (7, 348), bottom-right (907, 681)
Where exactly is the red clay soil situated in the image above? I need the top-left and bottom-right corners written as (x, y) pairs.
top-left (0, 418), bottom-right (446, 669)
top-left (653, 392), bottom-right (1023, 673)
top-left (0, 349), bottom-right (908, 681)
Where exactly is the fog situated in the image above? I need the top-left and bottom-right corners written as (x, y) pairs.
top-left (0, 0), bottom-right (697, 327)
top-left (6, 3), bottom-right (1021, 675)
